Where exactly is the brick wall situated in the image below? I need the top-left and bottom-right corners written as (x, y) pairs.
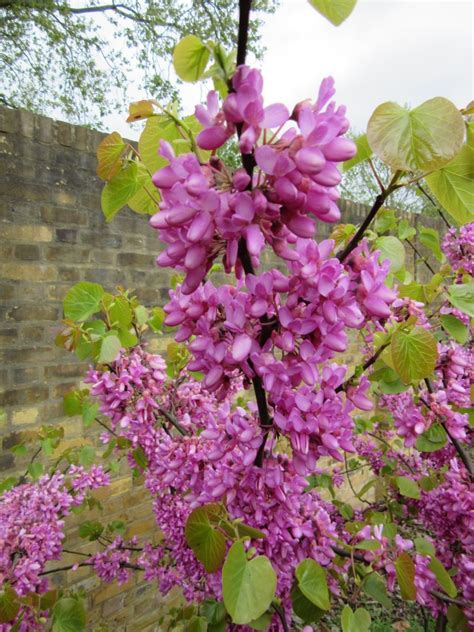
top-left (0, 106), bottom-right (445, 631)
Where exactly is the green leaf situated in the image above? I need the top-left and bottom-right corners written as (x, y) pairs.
top-left (440, 314), bottom-right (469, 344)
top-left (202, 601), bottom-right (227, 627)
top-left (0, 477), bottom-right (16, 494)
top-left (108, 297), bottom-right (132, 329)
top-left (127, 177), bottom-right (159, 215)
top-left (291, 585), bottom-right (325, 624)
top-left (173, 35), bottom-right (210, 82)
top-left (117, 328), bottom-right (139, 349)
top-left (78, 520), bottom-right (104, 541)
top-left (138, 116), bottom-right (179, 175)
top-left (134, 305), bottom-right (149, 327)
top-left (222, 541), bottom-right (276, 625)
top-left (342, 133), bottom-right (372, 171)
top-left (307, 0), bottom-right (357, 25)
top-left (425, 122), bottom-right (474, 226)
top-left (375, 236), bottom-right (405, 272)
top-left (391, 326), bottom-right (438, 384)
top-left (414, 537), bottom-right (436, 557)
top-left (415, 424), bottom-right (448, 453)
top-left (367, 98), bottom-right (465, 171)
top-left (448, 283), bottom-right (474, 318)
top-left (395, 476), bottom-right (420, 500)
top-left (374, 209), bottom-right (397, 234)
top-left (247, 612), bottom-right (272, 630)
top-left (101, 161), bottom-right (147, 221)
top-left (418, 227), bottom-right (443, 262)
top-left (185, 505), bottom-right (227, 573)
top-left (64, 282), bottom-right (104, 322)
top-left (132, 446), bottom-right (148, 469)
top-left (295, 558), bottom-right (330, 610)
top-left (148, 307), bottom-right (166, 333)
top-left (11, 443), bottom-right (27, 457)
top-left (447, 604), bottom-right (470, 632)
top-left (341, 606), bottom-right (372, 632)
top-left (362, 572), bottom-right (393, 609)
top-left (398, 219), bottom-right (416, 241)
top-left (355, 539), bottom-right (382, 551)
top-left (82, 400), bottom-right (99, 428)
top-left (0, 585), bottom-right (20, 624)
top-left (52, 597), bottom-right (86, 632)
top-left (28, 462), bottom-right (44, 480)
top-left (395, 552), bottom-right (416, 601)
top-left (187, 615), bottom-right (208, 632)
top-left (79, 445), bottom-right (95, 467)
top-left (397, 281), bottom-right (433, 304)
top-left (234, 522), bottom-right (266, 540)
top-left (98, 334), bottom-right (122, 364)
top-left (429, 557), bottom-right (458, 598)
top-left (64, 391), bottom-right (82, 416)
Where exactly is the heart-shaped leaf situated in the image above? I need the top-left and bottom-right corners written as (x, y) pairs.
top-left (368, 98), bottom-right (465, 172)
top-left (173, 35), bottom-right (210, 82)
top-left (391, 326), bottom-right (438, 384)
top-left (308, 0), bottom-right (357, 25)
top-left (64, 282), bottom-right (104, 322)
top-left (426, 122), bottom-right (474, 226)
top-left (185, 505), bottom-right (227, 573)
top-left (222, 541), bottom-right (276, 625)
top-left (295, 558), bottom-right (330, 610)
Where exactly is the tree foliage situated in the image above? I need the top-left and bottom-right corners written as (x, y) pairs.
top-left (0, 0), bottom-right (277, 124)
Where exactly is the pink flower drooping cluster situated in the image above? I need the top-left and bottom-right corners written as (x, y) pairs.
top-left (442, 222), bottom-right (474, 275)
top-left (150, 66), bottom-right (356, 293)
top-left (0, 465), bottom-right (109, 621)
top-left (382, 341), bottom-right (471, 448)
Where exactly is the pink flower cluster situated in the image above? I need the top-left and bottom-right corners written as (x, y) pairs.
top-left (382, 341), bottom-right (471, 448)
top-left (442, 222), bottom-right (474, 275)
top-left (150, 66), bottom-right (357, 293)
top-left (0, 466), bottom-right (109, 611)
top-left (90, 537), bottom-right (137, 585)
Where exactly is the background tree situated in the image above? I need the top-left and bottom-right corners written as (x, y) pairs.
top-left (0, 0), bottom-right (277, 125)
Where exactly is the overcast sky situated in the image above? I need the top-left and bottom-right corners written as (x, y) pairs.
top-left (105, 0), bottom-right (473, 139)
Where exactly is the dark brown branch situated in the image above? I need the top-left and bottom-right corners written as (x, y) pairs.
top-left (406, 239), bottom-right (436, 275)
top-left (272, 603), bottom-right (289, 632)
top-left (423, 379), bottom-right (474, 481)
top-left (416, 183), bottom-right (451, 229)
top-left (236, 0), bottom-right (252, 66)
top-left (337, 173), bottom-right (401, 263)
top-left (232, 0), bottom-right (273, 467)
top-left (158, 407), bottom-right (189, 436)
top-left (335, 343), bottom-right (389, 394)
top-left (332, 546), bottom-right (474, 609)
top-left (435, 612), bottom-right (447, 632)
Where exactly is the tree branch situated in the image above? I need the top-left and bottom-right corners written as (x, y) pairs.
top-left (423, 379), bottom-right (473, 481)
top-left (406, 239), bottom-right (436, 275)
top-left (236, 0), bottom-right (252, 66)
top-left (337, 172), bottom-right (402, 263)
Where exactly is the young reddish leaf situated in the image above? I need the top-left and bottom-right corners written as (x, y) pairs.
top-left (395, 552), bottom-right (416, 601)
top-left (96, 132), bottom-right (126, 181)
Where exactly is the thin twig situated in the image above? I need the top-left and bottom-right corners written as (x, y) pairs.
top-left (423, 379), bottom-right (474, 481)
top-left (272, 603), bottom-right (290, 632)
top-left (158, 407), bottom-right (188, 436)
top-left (406, 239), bottom-right (436, 275)
top-left (337, 171), bottom-right (402, 262)
top-left (366, 432), bottom-right (416, 475)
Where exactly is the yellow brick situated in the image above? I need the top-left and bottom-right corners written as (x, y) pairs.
top-left (1, 263), bottom-right (57, 281)
top-left (12, 406), bottom-right (39, 426)
top-left (93, 578), bottom-right (134, 605)
top-left (1, 224), bottom-right (53, 242)
top-left (126, 518), bottom-right (156, 538)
